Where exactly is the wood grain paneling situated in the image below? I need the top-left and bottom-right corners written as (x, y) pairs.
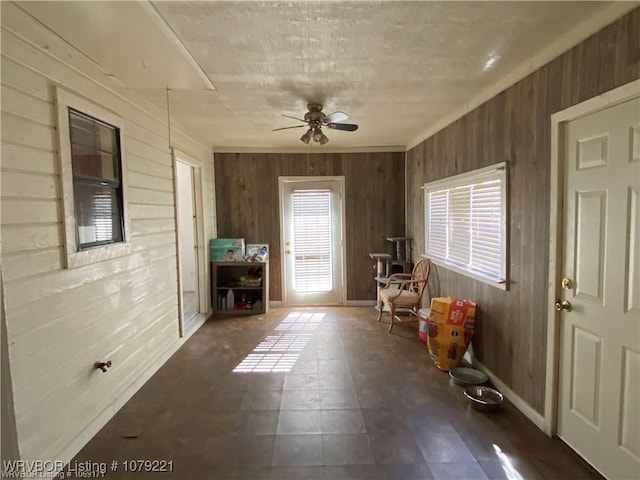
top-left (406, 9), bottom-right (639, 413)
top-left (214, 152), bottom-right (405, 301)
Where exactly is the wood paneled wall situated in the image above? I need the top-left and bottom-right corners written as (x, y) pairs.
top-left (406, 9), bottom-right (639, 414)
top-left (214, 152), bottom-right (405, 302)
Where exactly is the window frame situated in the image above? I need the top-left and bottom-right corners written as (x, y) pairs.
top-left (69, 107), bottom-right (125, 250)
top-left (423, 162), bottom-right (508, 290)
top-left (56, 87), bottom-right (132, 269)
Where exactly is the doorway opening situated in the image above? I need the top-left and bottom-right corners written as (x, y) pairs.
top-left (174, 152), bottom-right (204, 336)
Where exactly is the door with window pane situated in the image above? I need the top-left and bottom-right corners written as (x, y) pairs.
top-left (280, 178), bottom-right (344, 305)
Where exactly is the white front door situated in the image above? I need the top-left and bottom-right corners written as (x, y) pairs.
top-left (280, 178), bottom-right (344, 305)
top-left (558, 96), bottom-right (640, 479)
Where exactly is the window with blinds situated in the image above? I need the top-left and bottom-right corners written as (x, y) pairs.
top-left (69, 108), bottom-right (124, 250)
top-left (424, 163), bottom-right (507, 287)
top-left (292, 189), bottom-right (333, 293)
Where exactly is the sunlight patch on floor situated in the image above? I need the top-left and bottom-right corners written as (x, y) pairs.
top-left (232, 311), bottom-right (325, 373)
top-left (493, 444), bottom-right (524, 480)
top-left (232, 353), bottom-right (299, 373)
top-left (274, 311), bottom-right (324, 331)
top-left (254, 333), bottom-right (313, 352)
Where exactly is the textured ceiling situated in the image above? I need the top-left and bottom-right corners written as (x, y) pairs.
top-left (151, 1), bottom-right (619, 151)
top-left (15, 1), bottom-right (628, 151)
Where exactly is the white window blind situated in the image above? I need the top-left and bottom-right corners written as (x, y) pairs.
top-left (292, 190), bottom-right (333, 292)
top-left (76, 188), bottom-right (115, 244)
top-left (424, 163), bottom-right (507, 287)
top-left (93, 190), bottom-right (115, 242)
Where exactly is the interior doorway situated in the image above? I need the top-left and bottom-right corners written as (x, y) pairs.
top-left (546, 80), bottom-right (639, 480)
top-left (175, 157), bottom-right (201, 336)
top-left (279, 177), bottom-right (345, 306)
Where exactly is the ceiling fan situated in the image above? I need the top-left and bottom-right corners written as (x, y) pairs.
top-left (273, 103), bottom-right (358, 145)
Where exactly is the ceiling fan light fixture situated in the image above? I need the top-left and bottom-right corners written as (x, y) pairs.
top-left (279, 104), bottom-right (357, 145)
top-left (300, 128), bottom-right (312, 144)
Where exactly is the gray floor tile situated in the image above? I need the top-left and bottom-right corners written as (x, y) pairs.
top-left (236, 411), bottom-right (280, 435)
top-left (270, 466), bottom-right (324, 480)
top-left (272, 435), bottom-right (323, 467)
top-left (319, 389), bottom-right (360, 409)
top-left (280, 390), bottom-right (323, 410)
top-left (415, 431), bottom-right (477, 463)
top-left (289, 360), bottom-right (319, 374)
top-left (321, 434), bottom-right (374, 466)
top-left (320, 409), bottom-right (366, 434)
top-left (369, 431), bottom-right (425, 465)
top-left (361, 409), bottom-right (412, 436)
top-left (318, 359), bottom-right (350, 375)
top-left (317, 372), bottom-right (354, 390)
top-left (283, 373), bottom-right (320, 390)
top-left (277, 410), bottom-right (322, 435)
top-left (241, 390), bottom-right (283, 411)
top-left (322, 463), bottom-right (435, 480)
top-left (427, 461), bottom-right (489, 480)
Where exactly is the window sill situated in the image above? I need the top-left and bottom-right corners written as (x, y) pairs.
top-left (423, 255), bottom-right (508, 291)
top-left (66, 242), bottom-right (133, 269)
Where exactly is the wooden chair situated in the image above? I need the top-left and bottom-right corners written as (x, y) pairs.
top-left (376, 258), bottom-right (431, 332)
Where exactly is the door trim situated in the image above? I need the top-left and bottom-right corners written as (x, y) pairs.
top-left (544, 79), bottom-right (640, 436)
top-left (1, 271), bottom-right (20, 461)
top-left (278, 176), bottom-right (347, 306)
top-left (172, 148), bottom-right (208, 337)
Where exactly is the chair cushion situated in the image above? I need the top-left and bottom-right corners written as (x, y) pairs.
top-left (380, 289), bottom-right (419, 306)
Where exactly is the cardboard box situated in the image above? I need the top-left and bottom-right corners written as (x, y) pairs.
top-left (210, 238), bottom-right (245, 261)
top-left (211, 246), bottom-right (243, 261)
top-left (245, 244), bottom-right (269, 262)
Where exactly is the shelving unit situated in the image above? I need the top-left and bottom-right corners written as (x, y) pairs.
top-left (211, 261), bottom-right (268, 315)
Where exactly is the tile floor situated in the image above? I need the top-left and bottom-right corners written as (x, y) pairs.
top-left (72, 307), bottom-right (601, 479)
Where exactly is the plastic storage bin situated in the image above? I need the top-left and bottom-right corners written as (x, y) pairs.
top-left (418, 308), bottom-right (430, 343)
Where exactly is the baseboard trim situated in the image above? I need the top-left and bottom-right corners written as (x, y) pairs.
top-left (183, 312), bottom-right (208, 338)
top-left (469, 357), bottom-right (546, 433)
top-left (345, 300), bottom-right (376, 307)
top-left (54, 312), bottom-right (210, 469)
top-left (268, 301), bottom-right (376, 308)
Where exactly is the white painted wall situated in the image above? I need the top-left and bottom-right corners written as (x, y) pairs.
top-left (0, 3), bottom-right (215, 463)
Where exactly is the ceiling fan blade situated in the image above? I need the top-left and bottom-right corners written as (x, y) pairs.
top-left (327, 122), bottom-right (358, 132)
top-left (282, 114), bottom-right (307, 123)
top-left (272, 125), bottom-right (307, 131)
top-left (322, 111), bottom-right (348, 124)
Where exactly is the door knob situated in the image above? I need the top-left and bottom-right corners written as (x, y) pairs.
top-left (561, 278), bottom-right (573, 289)
top-left (554, 300), bottom-right (572, 312)
top-left (286, 250), bottom-right (291, 254)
